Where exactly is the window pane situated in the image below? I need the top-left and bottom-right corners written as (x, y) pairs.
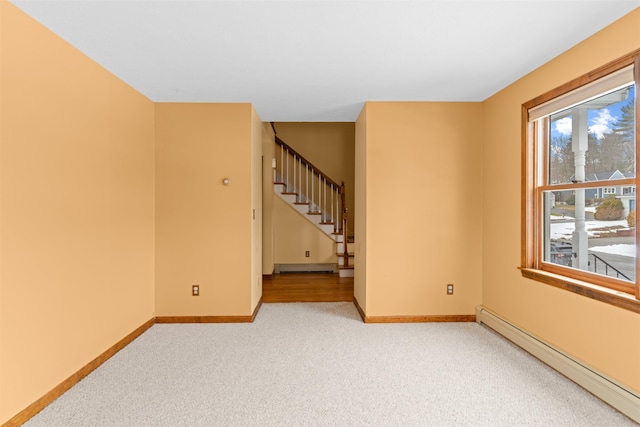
top-left (549, 84), bottom-right (635, 185)
top-left (544, 188), bottom-right (636, 282)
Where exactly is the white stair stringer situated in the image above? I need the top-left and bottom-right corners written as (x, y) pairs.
top-left (274, 184), bottom-right (342, 242)
top-left (274, 183), bottom-right (353, 277)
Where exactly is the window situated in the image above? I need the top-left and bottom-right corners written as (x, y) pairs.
top-left (522, 51), bottom-right (640, 311)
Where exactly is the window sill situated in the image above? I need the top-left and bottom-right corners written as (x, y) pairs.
top-left (519, 268), bottom-right (640, 314)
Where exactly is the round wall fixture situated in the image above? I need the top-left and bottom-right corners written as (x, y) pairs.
top-left (222, 178), bottom-right (230, 185)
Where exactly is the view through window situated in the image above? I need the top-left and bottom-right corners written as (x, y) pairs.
top-left (546, 84), bottom-right (636, 284)
top-left (523, 53), bottom-right (639, 304)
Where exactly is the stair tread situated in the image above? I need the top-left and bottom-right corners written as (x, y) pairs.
top-left (337, 252), bottom-right (355, 256)
top-left (294, 202), bottom-right (310, 205)
top-left (338, 265), bottom-right (354, 270)
top-left (320, 221), bottom-right (335, 225)
top-left (307, 211), bottom-right (322, 215)
top-left (282, 192), bottom-right (298, 195)
top-left (274, 182), bottom-right (286, 185)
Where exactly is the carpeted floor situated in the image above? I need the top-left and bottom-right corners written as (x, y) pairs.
top-left (25, 302), bottom-right (636, 426)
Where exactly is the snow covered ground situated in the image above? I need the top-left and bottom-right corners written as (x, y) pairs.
top-left (590, 244), bottom-right (636, 257)
top-left (550, 218), bottom-right (635, 257)
top-left (550, 219), bottom-right (629, 239)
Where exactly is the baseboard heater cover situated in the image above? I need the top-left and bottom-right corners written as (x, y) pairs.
top-left (274, 263), bottom-right (337, 273)
top-left (475, 305), bottom-right (640, 423)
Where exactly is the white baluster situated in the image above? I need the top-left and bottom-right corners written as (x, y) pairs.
top-left (331, 184), bottom-right (334, 229)
top-left (323, 178), bottom-right (326, 222)
top-left (298, 158), bottom-right (302, 203)
top-left (339, 188), bottom-right (343, 233)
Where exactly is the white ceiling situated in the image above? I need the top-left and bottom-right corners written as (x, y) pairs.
top-left (10, 0), bottom-right (640, 122)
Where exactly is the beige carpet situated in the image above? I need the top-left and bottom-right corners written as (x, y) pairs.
top-left (25, 302), bottom-right (636, 426)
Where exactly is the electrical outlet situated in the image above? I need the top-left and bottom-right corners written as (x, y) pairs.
top-left (305, 250), bottom-right (310, 257)
top-left (192, 285), bottom-right (199, 296)
top-left (447, 284), bottom-right (454, 295)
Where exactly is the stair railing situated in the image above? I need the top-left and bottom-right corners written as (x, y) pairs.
top-left (274, 135), bottom-right (345, 235)
top-left (589, 253), bottom-right (631, 281)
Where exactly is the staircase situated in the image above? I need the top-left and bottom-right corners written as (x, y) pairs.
top-left (274, 134), bottom-right (354, 277)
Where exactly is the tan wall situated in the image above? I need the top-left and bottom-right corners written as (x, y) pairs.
top-left (0, 2), bottom-right (156, 423)
top-left (354, 107), bottom-right (368, 308)
top-left (482, 9), bottom-right (640, 392)
top-left (262, 124), bottom-right (275, 275)
top-left (250, 109), bottom-right (263, 310)
top-left (155, 103), bottom-right (258, 317)
top-left (274, 122), bottom-right (355, 234)
top-left (356, 102), bottom-right (483, 317)
top-left (273, 197), bottom-right (337, 264)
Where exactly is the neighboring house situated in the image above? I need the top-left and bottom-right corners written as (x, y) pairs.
top-left (570, 170), bottom-right (637, 215)
top-left (584, 170), bottom-right (626, 198)
top-left (620, 184), bottom-right (637, 217)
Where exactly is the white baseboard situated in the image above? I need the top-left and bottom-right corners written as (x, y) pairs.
top-left (475, 305), bottom-right (640, 423)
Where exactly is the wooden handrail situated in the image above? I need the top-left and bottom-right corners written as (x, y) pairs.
top-left (275, 135), bottom-right (342, 192)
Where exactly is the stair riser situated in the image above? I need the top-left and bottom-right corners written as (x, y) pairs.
top-left (339, 269), bottom-right (355, 278)
top-left (338, 257), bottom-right (355, 267)
top-left (319, 224), bottom-right (336, 234)
top-left (337, 242), bottom-right (354, 253)
top-left (280, 193), bottom-right (298, 205)
top-left (293, 204), bottom-right (311, 216)
top-left (304, 213), bottom-right (323, 225)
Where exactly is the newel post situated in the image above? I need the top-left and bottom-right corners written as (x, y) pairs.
top-left (341, 181), bottom-right (348, 267)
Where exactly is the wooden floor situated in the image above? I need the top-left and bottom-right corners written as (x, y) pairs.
top-left (262, 273), bottom-right (354, 303)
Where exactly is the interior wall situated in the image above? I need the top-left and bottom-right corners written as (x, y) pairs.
top-left (0, 2), bottom-right (156, 423)
top-left (273, 197), bottom-right (337, 265)
top-left (357, 102), bottom-right (483, 317)
top-left (262, 123), bottom-right (276, 275)
top-left (273, 122), bottom-right (355, 234)
top-left (354, 107), bottom-right (368, 309)
top-left (155, 103), bottom-right (256, 317)
top-left (250, 108), bottom-right (263, 310)
top-left (482, 8), bottom-right (640, 392)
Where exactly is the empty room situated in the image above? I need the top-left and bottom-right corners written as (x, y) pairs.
top-left (1, 0), bottom-right (639, 425)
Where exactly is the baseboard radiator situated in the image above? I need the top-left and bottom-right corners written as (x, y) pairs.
top-left (475, 306), bottom-right (640, 423)
top-left (274, 263), bottom-right (337, 273)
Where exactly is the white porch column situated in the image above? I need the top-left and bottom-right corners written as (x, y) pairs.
top-left (572, 107), bottom-right (589, 270)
